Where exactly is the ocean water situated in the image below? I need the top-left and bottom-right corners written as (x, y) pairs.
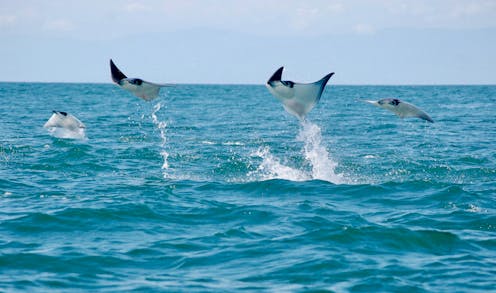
top-left (1, 82), bottom-right (495, 292)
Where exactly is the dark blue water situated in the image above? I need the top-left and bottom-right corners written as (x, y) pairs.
top-left (1, 83), bottom-right (495, 291)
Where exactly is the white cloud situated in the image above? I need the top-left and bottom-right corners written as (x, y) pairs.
top-left (327, 1), bottom-right (345, 14)
top-left (450, 1), bottom-right (496, 18)
top-left (1, 0), bottom-right (496, 39)
top-left (373, 0), bottom-right (496, 29)
top-left (292, 7), bottom-right (320, 31)
top-left (123, 0), bottom-right (150, 12)
top-left (353, 23), bottom-right (375, 35)
top-left (0, 15), bottom-right (17, 27)
top-left (378, 0), bottom-right (429, 16)
top-left (43, 19), bottom-right (75, 32)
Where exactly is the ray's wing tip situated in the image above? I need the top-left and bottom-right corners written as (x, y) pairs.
top-left (319, 72), bottom-right (335, 86)
top-left (416, 109), bottom-right (434, 123)
top-left (110, 59), bottom-right (127, 82)
top-left (268, 66), bottom-right (284, 83)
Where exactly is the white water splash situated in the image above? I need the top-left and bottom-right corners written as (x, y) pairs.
top-left (297, 120), bottom-right (343, 183)
top-left (151, 102), bottom-right (169, 177)
top-left (46, 127), bottom-right (87, 140)
top-left (250, 120), bottom-right (344, 184)
top-left (249, 146), bottom-right (310, 181)
top-left (222, 141), bottom-right (245, 146)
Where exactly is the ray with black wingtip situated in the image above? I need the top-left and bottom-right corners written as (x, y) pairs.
top-left (110, 59), bottom-right (172, 101)
top-left (44, 110), bottom-right (86, 130)
top-left (266, 66), bottom-right (334, 120)
top-left (363, 98), bottom-right (434, 123)
top-left (43, 110), bottom-right (87, 139)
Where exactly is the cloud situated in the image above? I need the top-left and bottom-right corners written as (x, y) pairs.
top-left (123, 0), bottom-right (150, 12)
top-left (327, 1), bottom-right (345, 14)
top-left (42, 19), bottom-right (75, 32)
top-left (450, 1), bottom-right (496, 18)
top-left (353, 23), bottom-right (375, 35)
top-left (287, 1), bottom-right (345, 33)
top-left (2, 0), bottom-right (496, 39)
top-left (291, 7), bottom-right (320, 31)
top-left (373, 0), bottom-right (496, 29)
top-left (0, 15), bottom-right (17, 27)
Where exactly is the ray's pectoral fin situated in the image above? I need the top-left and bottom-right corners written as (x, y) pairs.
top-left (136, 81), bottom-right (161, 101)
top-left (110, 59), bottom-right (127, 84)
top-left (398, 102), bottom-right (434, 123)
top-left (315, 72), bottom-right (334, 102)
top-left (415, 111), bottom-right (434, 123)
top-left (289, 72), bottom-right (334, 118)
top-left (268, 66), bottom-right (284, 85)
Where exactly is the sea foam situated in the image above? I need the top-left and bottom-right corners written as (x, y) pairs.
top-left (250, 120), bottom-right (344, 184)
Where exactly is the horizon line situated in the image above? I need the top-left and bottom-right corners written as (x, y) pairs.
top-left (1, 81), bottom-right (495, 87)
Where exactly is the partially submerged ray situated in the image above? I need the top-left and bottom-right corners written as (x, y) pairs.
top-left (110, 59), bottom-right (173, 101)
top-left (266, 66), bottom-right (334, 120)
top-left (363, 98), bottom-right (434, 123)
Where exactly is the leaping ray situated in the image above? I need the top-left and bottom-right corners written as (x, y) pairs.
top-left (363, 98), bottom-right (434, 123)
top-left (265, 67), bottom-right (334, 120)
top-left (44, 111), bottom-right (86, 139)
top-left (110, 59), bottom-right (173, 101)
top-left (44, 111), bottom-right (86, 130)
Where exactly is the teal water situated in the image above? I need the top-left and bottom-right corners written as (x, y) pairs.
top-left (1, 83), bottom-right (495, 292)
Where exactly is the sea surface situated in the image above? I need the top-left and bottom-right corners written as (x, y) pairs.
top-left (1, 82), bottom-right (495, 292)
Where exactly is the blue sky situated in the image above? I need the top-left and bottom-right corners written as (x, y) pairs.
top-left (1, 0), bottom-right (495, 84)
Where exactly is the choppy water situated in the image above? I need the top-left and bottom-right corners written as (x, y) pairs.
top-left (1, 82), bottom-right (495, 292)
